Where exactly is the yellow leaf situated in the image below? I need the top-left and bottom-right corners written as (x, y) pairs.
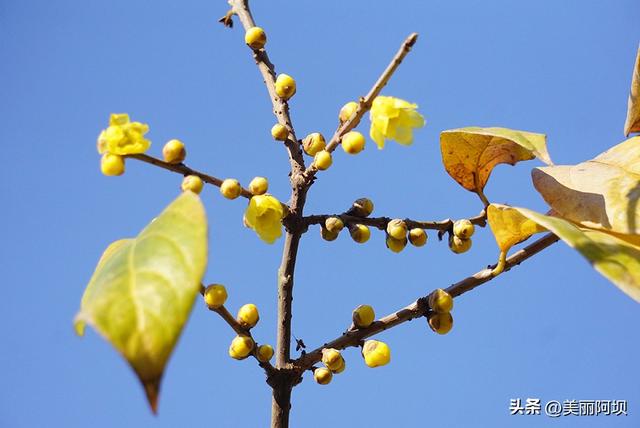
top-left (624, 45), bottom-right (640, 136)
top-left (74, 192), bottom-right (208, 413)
top-left (487, 204), bottom-right (546, 252)
top-left (440, 127), bottom-right (552, 200)
top-left (532, 136), bottom-right (640, 236)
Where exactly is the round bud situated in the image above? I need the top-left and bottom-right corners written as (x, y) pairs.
top-left (203, 284), bottom-right (227, 309)
top-left (453, 219), bottom-right (475, 239)
top-left (249, 176), bottom-right (269, 195)
top-left (362, 340), bottom-right (391, 368)
top-left (237, 303), bottom-right (260, 329)
top-left (162, 139), bottom-right (186, 164)
top-left (256, 344), bottom-right (274, 363)
top-left (449, 235), bottom-right (472, 254)
top-left (244, 26), bottom-right (267, 50)
top-left (339, 101), bottom-right (358, 123)
top-left (321, 348), bottom-right (344, 372)
top-left (428, 312), bottom-right (454, 335)
top-left (408, 228), bottom-right (427, 247)
top-left (386, 235), bottom-right (407, 253)
top-left (313, 367), bottom-right (333, 385)
top-left (386, 219), bottom-right (408, 240)
top-left (101, 153), bottom-right (125, 176)
top-left (324, 217), bottom-right (344, 233)
top-left (349, 224), bottom-right (370, 244)
top-left (220, 178), bottom-right (242, 199)
top-left (341, 131), bottom-right (366, 155)
top-left (313, 150), bottom-right (332, 171)
top-left (331, 357), bottom-right (346, 374)
top-left (271, 123), bottom-right (289, 141)
top-left (229, 335), bottom-right (255, 360)
top-left (302, 132), bottom-right (326, 156)
top-left (352, 304), bottom-right (375, 328)
top-left (321, 226), bottom-right (339, 241)
top-left (275, 74), bottom-right (296, 100)
top-left (349, 198), bottom-right (374, 217)
top-left (428, 288), bottom-right (453, 313)
top-left (181, 175), bottom-right (204, 194)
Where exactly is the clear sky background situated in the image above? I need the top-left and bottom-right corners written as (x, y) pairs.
top-left (2, 1), bottom-right (639, 427)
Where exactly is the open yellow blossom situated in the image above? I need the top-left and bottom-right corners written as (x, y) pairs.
top-left (369, 96), bottom-right (425, 149)
top-left (244, 194), bottom-right (285, 244)
top-left (97, 113), bottom-right (151, 155)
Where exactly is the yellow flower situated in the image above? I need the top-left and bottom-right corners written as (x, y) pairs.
top-left (244, 194), bottom-right (285, 243)
top-left (97, 113), bottom-right (151, 155)
top-left (369, 96), bottom-right (425, 149)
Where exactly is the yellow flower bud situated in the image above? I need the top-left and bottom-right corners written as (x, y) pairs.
top-left (408, 228), bottom-right (427, 247)
top-left (229, 335), bottom-right (255, 360)
top-left (100, 153), bottom-right (125, 176)
top-left (313, 150), bottom-right (332, 171)
top-left (257, 344), bottom-right (274, 363)
top-left (449, 235), bottom-right (472, 254)
top-left (181, 175), bottom-right (204, 194)
top-left (314, 367), bottom-right (333, 385)
top-left (249, 176), bottom-right (269, 195)
top-left (341, 131), bottom-right (366, 154)
top-left (362, 340), bottom-right (391, 368)
top-left (453, 219), bottom-right (475, 239)
top-left (271, 123), bottom-right (289, 141)
top-left (352, 304), bottom-right (375, 328)
top-left (324, 217), bottom-right (344, 233)
top-left (237, 303), bottom-right (259, 328)
top-left (321, 348), bottom-right (344, 372)
top-left (349, 198), bottom-right (374, 217)
top-left (244, 194), bottom-right (285, 243)
top-left (339, 101), bottom-right (358, 123)
top-left (244, 26), bottom-right (267, 50)
top-left (386, 219), bottom-right (407, 240)
top-left (302, 132), bottom-right (326, 156)
top-left (349, 224), bottom-right (370, 244)
top-left (162, 139), bottom-right (186, 164)
top-left (428, 289), bottom-right (453, 313)
top-left (331, 358), bottom-right (346, 374)
top-left (428, 312), bottom-right (454, 335)
top-left (275, 74), bottom-right (296, 100)
top-left (97, 113), bottom-right (151, 155)
top-left (203, 284), bottom-right (227, 309)
top-left (386, 235), bottom-right (407, 253)
top-left (321, 226), bottom-right (339, 241)
top-left (220, 178), bottom-right (242, 199)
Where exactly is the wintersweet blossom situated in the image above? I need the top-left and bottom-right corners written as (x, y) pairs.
top-left (97, 113), bottom-right (151, 155)
top-left (244, 194), bottom-right (285, 244)
top-left (369, 96), bottom-right (425, 149)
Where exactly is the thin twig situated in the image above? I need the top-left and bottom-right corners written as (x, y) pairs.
top-left (294, 233), bottom-right (560, 369)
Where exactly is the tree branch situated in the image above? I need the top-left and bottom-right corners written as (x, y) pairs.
top-left (294, 233), bottom-right (560, 369)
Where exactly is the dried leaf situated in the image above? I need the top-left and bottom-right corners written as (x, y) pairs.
top-left (624, 45), bottom-right (640, 136)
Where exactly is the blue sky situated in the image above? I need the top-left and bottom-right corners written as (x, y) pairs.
top-left (1, 1), bottom-right (639, 427)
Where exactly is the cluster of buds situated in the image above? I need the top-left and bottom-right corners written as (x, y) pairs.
top-left (385, 219), bottom-right (428, 253)
top-left (448, 219), bottom-right (475, 254)
top-left (426, 288), bottom-right (454, 335)
top-left (313, 348), bottom-right (347, 385)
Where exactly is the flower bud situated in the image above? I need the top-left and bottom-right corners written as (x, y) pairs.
top-left (220, 178), bottom-right (242, 199)
top-left (271, 123), bottom-right (289, 141)
top-left (229, 335), bottom-right (255, 360)
top-left (352, 304), bottom-right (375, 328)
top-left (203, 284), bottom-right (227, 309)
top-left (386, 219), bottom-right (407, 240)
top-left (321, 348), bottom-right (344, 372)
top-left (362, 340), bottom-right (390, 368)
top-left (349, 224), bottom-right (370, 244)
top-left (249, 176), bottom-right (269, 195)
top-left (449, 235), bottom-right (472, 254)
top-left (453, 219), bottom-right (475, 239)
top-left (331, 358), bottom-right (346, 374)
top-left (408, 228), bottom-right (427, 247)
top-left (313, 150), bottom-right (332, 171)
top-left (339, 101), bottom-right (358, 123)
top-left (428, 312), bottom-right (454, 335)
top-left (386, 235), bottom-right (407, 253)
top-left (314, 367), bottom-right (333, 385)
top-left (302, 132), bottom-right (326, 156)
top-left (181, 175), bottom-right (204, 194)
top-left (257, 344), bottom-right (274, 363)
top-left (348, 198), bottom-right (374, 217)
top-left (101, 153), bottom-right (125, 176)
top-left (428, 288), bottom-right (453, 313)
top-left (237, 303), bottom-right (260, 328)
top-left (341, 131), bottom-right (365, 154)
top-left (321, 226), bottom-right (339, 241)
top-left (244, 26), bottom-right (267, 50)
top-left (275, 73), bottom-right (296, 100)
top-left (324, 217), bottom-right (344, 233)
top-left (162, 139), bottom-right (186, 164)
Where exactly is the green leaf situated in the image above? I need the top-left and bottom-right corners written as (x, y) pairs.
top-left (440, 127), bottom-right (552, 199)
top-left (74, 192), bottom-right (208, 413)
top-left (624, 45), bottom-right (640, 136)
